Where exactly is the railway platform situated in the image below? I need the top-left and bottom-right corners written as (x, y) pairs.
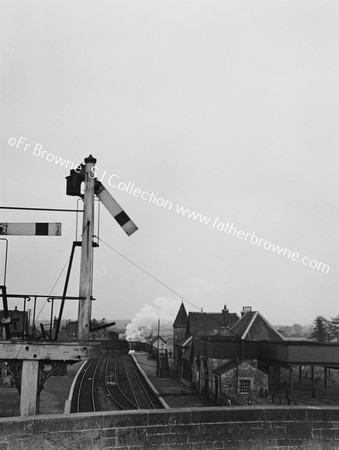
top-left (39, 351), bottom-right (217, 415)
top-left (132, 352), bottom-right (217, 408)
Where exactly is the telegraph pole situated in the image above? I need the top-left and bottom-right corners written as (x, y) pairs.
top-left (78, 155), bottom-right (96, 341)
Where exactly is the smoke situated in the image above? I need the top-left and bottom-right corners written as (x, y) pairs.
top-left (126, 277), bottom-right (217, 341)
top-left (125, 296), bottom-right (179, 341)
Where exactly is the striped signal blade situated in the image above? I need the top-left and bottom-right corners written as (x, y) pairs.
top-left (94, 182), bottom-right (138, 236)
top-left (0, 223), bottom-right (61, 236)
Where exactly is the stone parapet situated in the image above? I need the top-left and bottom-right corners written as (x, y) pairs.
top-left (0, 406), bottom-right (338, 449)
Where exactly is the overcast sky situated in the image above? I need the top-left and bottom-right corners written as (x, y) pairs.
top-left (1, 0), bottom-right (338, 327)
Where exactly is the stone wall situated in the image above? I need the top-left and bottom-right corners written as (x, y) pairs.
top-left (191, 356), bottom-right (268, 403)
top-left (218, 361), bottom-right (269, 406)
top-left (1, 406), bottom-right (339, 449)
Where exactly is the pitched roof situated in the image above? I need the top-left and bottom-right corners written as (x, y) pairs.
top-left (230, 311), bottom-right (284, 341)
top-left (221, 307), bottom-right (240, 328)
top-left (186, 310), bottom-right (239, 337)
top-left (231, 311), bottom-right (256, 337)
top-left (187, 312), bottom-right (223, 336)
top-left (213, 359), bottom-right (243, 375)
top-left (173, 302), bottom-right (188, 328)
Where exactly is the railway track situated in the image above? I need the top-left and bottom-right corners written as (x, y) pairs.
top-left (71, 351), bottom-right (163, 412)
top-left (104, 352), bottom-right (137, 410)
top-left (123, 355), bottom-right (160, 409)
top-left (74, 356), bottom-right (101, 412)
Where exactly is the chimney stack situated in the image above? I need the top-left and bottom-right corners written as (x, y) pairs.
top-left (241, 306), bottom-right (252, 317)
top-left (222, 305), bottom-right (229, 326)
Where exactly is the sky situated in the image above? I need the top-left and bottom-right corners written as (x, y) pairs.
top-left (0, 0), bottom-right (338, 327)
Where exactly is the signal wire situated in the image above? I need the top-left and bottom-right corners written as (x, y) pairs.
top-left (34, 255), bottom-right (72, 322)
top-left (96, 236), bottom-right (237, 333)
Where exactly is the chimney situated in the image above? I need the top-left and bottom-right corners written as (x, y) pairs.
top-left (222, 305), bottom-right (229, 326)
top-left (241, 306), bottom-right (252, 317)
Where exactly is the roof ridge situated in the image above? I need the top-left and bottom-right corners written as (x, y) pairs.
top-left (241, 311), bottom-right (258, 339)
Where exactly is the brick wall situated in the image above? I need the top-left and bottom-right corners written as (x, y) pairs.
top-left (0, 406), bottom-right (338, 449)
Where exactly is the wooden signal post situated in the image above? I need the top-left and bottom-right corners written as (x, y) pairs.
top-left (78, 155), bottom-right (96, 342)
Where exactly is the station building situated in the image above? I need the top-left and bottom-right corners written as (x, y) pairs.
top-left (173, 304), bottom-right (339, 406)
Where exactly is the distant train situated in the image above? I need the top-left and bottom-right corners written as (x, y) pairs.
top-left (100, 336), bottom-right (159, 356)
top-left (101, 338), bottom-right (130, 353)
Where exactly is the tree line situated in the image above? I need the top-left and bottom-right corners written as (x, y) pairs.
top-left (276, 317), bottom-right (339, 344)
top-left (311, 316), bottom-right (339, 343)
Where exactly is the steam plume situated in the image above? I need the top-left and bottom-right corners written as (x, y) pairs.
top-left (126, 297), bottom-right (179, 341)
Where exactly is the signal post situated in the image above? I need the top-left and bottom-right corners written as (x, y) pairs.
top-left (78, 155), bottom-right (96, 341)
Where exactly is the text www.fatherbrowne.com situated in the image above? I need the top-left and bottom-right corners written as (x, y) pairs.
top-left (8, 136), bottom-right (330, 275)
top-left (175, 206), bottom-right (329, 274)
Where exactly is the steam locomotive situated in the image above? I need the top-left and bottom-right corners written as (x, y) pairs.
top-left (101, 336), bottom-right (130, 353)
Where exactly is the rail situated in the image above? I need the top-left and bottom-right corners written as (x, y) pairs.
top-left (72, 351), bottom-right (163, 412)
top-left (104, 352), bottom-right (137, 410)
top-left (127, 357), bottom-right (157, 409)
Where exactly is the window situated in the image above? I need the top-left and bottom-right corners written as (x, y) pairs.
top-left (239, 378), bottom-right (251, 394)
